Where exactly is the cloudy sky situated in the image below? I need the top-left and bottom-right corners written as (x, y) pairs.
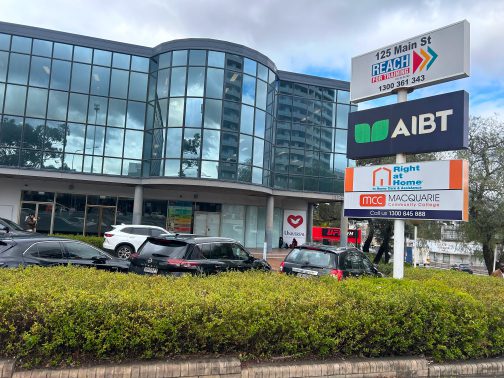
top-left (2, 0), bottom-right (503, 117)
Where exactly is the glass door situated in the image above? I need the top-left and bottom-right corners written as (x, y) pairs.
top-left (20, 202), bottom-right (54, 233)
top-left (84, 205), bottom-right (116, 236)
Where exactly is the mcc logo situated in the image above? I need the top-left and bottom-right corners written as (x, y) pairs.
top-left (359, 194), bottom-right (386, 207)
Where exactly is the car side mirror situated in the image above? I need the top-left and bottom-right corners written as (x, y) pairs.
top-left (0, 225), bottom-right (9, 234)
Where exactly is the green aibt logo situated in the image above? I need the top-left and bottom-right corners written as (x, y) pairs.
top-left (354, 119), bottom-right (389, 143)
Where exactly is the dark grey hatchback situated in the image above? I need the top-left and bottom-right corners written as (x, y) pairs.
top-left (129, 235), bottom-right (271, 276)
top-left (280, 245), bottom-right (382, 280)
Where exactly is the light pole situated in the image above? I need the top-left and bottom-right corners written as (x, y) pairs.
top-left (90, 103), bottom-right (100, 173)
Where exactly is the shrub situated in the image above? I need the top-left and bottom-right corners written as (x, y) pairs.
top-left (50, 234), bottom-right (104, 249)
top-left (0, 267), bottom-right (501, 367)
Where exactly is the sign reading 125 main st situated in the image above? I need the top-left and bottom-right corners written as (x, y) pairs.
top-left (344, 160), bottom-right (469, 221)
top-left (351, 20), bottom-right (470, 103)
top-left (347, 90), bottom-right (468, 160)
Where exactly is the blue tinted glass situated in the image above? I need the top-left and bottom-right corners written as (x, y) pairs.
top-left (68, 93), bottom-right (88, 123)
top-left (50, 60), bottom-right (71, 90)
top-left (29, 57), bottom-right (51, 87)
top-left (158, 52), bottom-right (171, 69)
top-left (0, 51), bottom-right (7, 81)
top-left (336, 104), bottom-right (350, 129)
top-left (226, 54), bottom-right (243, 71)
top-left (32, 39), bottom-right (52, 57)
top-left (239, 134), bottom-right (252, 164)
top-left (7, 53), bottom-right (30, 85)
top-left (157, 68), bottom-right (170, 98)
top-left (182, 128), bottom-right (201, 158)
top-left (0, 83), bottom-right (4, 111)
top-left (131, 56), bottom-right (149, 72)
top-left (202, 129), bottom-right (220, 160)
top-left (4, 84), bottom-right (26, 115)
top-left (122, 159), bottom-right (142, 176)
top-left (253, 138), bottom-right (264, 167)
top-left (85, 125), bottom-right (105, 156)
top-left (257, 64), bottom-right (268, 81)
top-left (26, 87), bottom-right (48, 118)
top-left (256, 80), bottom-right (267, 110)
top-left (94, 49), bottom-right (112, 66)
top-left (110, 69), bottom-right (129, 98)
top-left (47, 90), bottom-right (68, 121)
top-left (112, 53), bottom-right (130, 69)
top-left (128, 72), bottom-right (148, 101)
top-left (170, 67), bottom-right (186, 97)
top-left (268, 69), bottom-right (275, 84)
top-left (45, 121), bottom-right (66, 152)
top-left (73, 46), bottom-right (92, 64)
top-left (71, 63), bottom-right (91, 93)
top-left (108, 99), bottom-right (127, 127)
top-left (0, 34), bottom-right (10, 50)
top-left (105, 127), bottom-right (124, 157)
top-left (0, 115), bottom-right (22, 148)
top-left (254, 110), bottom-right (265, 138)
top-left (205, 68), bottom-right (224, 99)
top-left (172, 50), bottom-right (188, 66)
top-left (201, 161), bottom-right (218, 179)
top-left (88, 97), bottom-right (108, 125)
top-left (123, 129), bottom-right (143, 159)
top-left (189, 50), bottom-right (206, 66)
top-left (240, 105), bottom-right (254, 135)
top-left (126, 101), bottom-right (146, 130)
top-left (185, 98), bottom-right (203, 127)
top-left (165, 128), bottom-right (182, 158)
top-left (243, 58), bottom-right (257, 76)
top-left (168, 98), bottom-right (184, 127)
top-left (187, 67), bottom-right (205, 97)
top-left (65, 123), bottom-right (85, 153)
top-left (53, 43), bottom-right (73, 60)
top-left (203, 99), bottom-right (222, 129)
top-left (224, 71), bottom-right (242, 102)
top-left (11, 36), bottom-right (31, 53)
top-left (208, 51), bottom-right (225, 68)
top-left (241, 75), bottom-right (256, 106)
top-left (90, 66), bottom-right (110, 96)
top-left (103, 158), bottom-right (122, 175)
top-left (337, 90), bottom-right (350, 104)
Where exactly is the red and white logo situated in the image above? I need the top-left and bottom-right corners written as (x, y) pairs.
top-left (372, 167), bottom-right (392, 186)
top-left (287, 215), bottom-right (304, 228)
top-left (360, 194), bottom-right (386, 207)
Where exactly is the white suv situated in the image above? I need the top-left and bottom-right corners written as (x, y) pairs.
top-left (103, 225), bottom-right (172, 259)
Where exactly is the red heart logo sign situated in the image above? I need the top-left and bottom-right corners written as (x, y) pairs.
top-left (287, 215), bottom-right (303, 229)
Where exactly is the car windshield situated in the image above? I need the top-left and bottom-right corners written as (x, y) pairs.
top-left (139, 238), bottom-right (188, 258)
top-left (285, 248), bottom-right (335, 268)
top-left (0, 218), bottom-right (24, 231)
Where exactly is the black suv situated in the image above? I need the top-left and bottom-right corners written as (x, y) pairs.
top-left (0, 235), bottom-right (130, 272)
top-left (129, 235), bottom-right (271, 276)
top-left (0, 217), bottom-right (35, 236)
top-left (280, 245), bottom-right (382, 280)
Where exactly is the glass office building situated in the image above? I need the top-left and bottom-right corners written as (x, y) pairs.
top-left (0, 22), bottom-right (354, 249)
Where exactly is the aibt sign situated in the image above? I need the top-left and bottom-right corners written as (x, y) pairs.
top-left (347, 90), bottom-right (468, 159)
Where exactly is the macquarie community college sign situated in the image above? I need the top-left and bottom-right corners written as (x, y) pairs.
top-left (344, 160), bottom-right (469, 221)
top-left (346, 90), bottom-right (469, 159)
top-left (350, 20), bottom-right (470, 102)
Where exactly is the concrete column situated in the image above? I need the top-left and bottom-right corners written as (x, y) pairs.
top-left (265, 195), bottom-right (274, 253)
top-left (132, 185), bottom-right (143, 225)
top-left (340, 202), bottom-right (348, 247)
top-left (306, 203), bottom-right (314, 243)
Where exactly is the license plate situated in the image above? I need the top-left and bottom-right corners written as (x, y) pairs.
top-left (144, 266), bottom-right (158, 274)
top-left (292, 267), bottom-right (318, 276)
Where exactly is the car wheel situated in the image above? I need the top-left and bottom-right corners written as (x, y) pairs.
top-left (116, 244), bottom-right (134, 260)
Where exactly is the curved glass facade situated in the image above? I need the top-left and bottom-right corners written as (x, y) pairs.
top-left (0, 30), bottom-right (354, 194)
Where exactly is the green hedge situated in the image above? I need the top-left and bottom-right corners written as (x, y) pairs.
top-left (1, 267), bottom-right (503, 367)
top-left (50, 234), bottom-right (104, 249)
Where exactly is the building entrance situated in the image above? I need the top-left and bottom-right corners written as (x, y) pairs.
top-left (20, 202), bottom-right (55, 233)
top-left (84, 205), bottom-right (116, 236)
top-left (193, 212), bottom-right (221, 236)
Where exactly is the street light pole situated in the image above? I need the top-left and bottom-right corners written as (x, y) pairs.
top-left (90, 103), bottom-right (100, 173)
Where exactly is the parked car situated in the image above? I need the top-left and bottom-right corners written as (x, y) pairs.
top-left (279, 245), bottom-right (382, 280)
top-left (0, 235), bottom-right (129, 272)
top-left (450, 263), bottom-right (473, 274)
top-left (129, 235), bottom-right (271, 276)
top-left (103, 225), bottom-right (173, 259)
top-left (0, 217), bottom-right (36, 236)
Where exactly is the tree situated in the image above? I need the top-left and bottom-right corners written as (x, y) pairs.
top-left (456, 116), bottom-right (504, 274)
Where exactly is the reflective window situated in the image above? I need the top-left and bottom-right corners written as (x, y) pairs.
top-left (90, 66), bottom-right (110, 96)
top-left (185, 98), bottom-right (203, 127)
top-left (53, 43), bottom-right (73, 60)
top-left (182, 128), bottom-right (201, 159)
top-left (4, 84), bottom-right (26, 115)
top-left (255, 80), bottom-right (267, 110)
top-left (122, 160), bottom-right (141, 176)
top-left (64, 153), bottom-right (83, 172)
top-left (126, 101), bottom-right (145, 130)
top-left (226, 54), bottom-right (242, 71)
top-left (20, 148), bottom-right (42, 168)
top-left (25, 87), bottom-right (48, 118)
top-left (220, 132), bottom-right (238, 162)
top-left (238, 164), bottom-right (252, 183)
top-left (122, 129), bottom-right (143, 159)
top-left (239, 134), bottom-right (252, 164)
top-left (189, 50), bottom-right (206, 66)
top-left (168, 98), bottom-right (184, 126)
top-left (71, 63), bottom-right (91, 93)
top-left (334, 154), bottom-right (347, 173)
top-left (170, 67), bottom-right (186, 96)
top-left (29, 56), bottom-right (51, 87)
top-left (8, 53), bottom-right (30, 85)
top-left (172, 50), bottom-right (188, 66)
top-left (73, 46), bottom-right (92, 63)
top-left (50, 60), bottom-right (71, 91)
top-left (65, 123), bottom-right (85, 153)
top-left (224, 71), bottom-right (242, 102)
top-left (165, 128), bottom-right (182, 158)
top-left (243, 58), bottom-right (257, 76)
top-left (88, 97), bottom-right (107, 125)
top-left (105, 127), bottom-right (124, 157)
top-left (0, 116), bottom-right (22, 147)
top-left (0, 51), bottom-right (8, 81)
top-left (242, 75), bottom-right (256, 106)
top-left (11, 36), bottom-right (31, 53)
top-left (187, 67), bottom-right (205, 97)
top-left (0, 147), bottom-right (19, 166)
top-left (336, 104), bottom-right (350, 129)
top-left (203, 99), bottom-right (222, 129)
top-left (21, 118), bottom-right (44, 150)
top-left (45, 121), bottom-right (65, 152)
top-left (268, 69), bottom-right (275, 84)
top-left (47, 90), bottom-right (68, 121)
top-left (201, 161), bottom-right (218, 179)
top-left (202, 129), bottom-right (220, 160)
top-left (110, 69), bottom-right (129, 98)
top-left (0, 83), bottom-right (4, 110)
top-left (158, 52), bottom-right (171, 69)
top-left (131, 56), bottom-right (149, 72)
top-left (83, 155), bottom-right (103, 173)
top-left (252, 167), bottom-right (262, 184)
top-left (93, 49), bottom-right (112, 66)
top-left (257, 64), bottom-right (268, 82)
top-left (337, 90), bottom-right (350, 104)
top-left (253, 138), bottom-right (264, 167)
top-left (129, 72), bottom-right (148, 101)
top-left (112, 53), bottom-right (130, 69)
top-left (32, 39), bottom-right (52, 57)
top-left (181, 159), bottom-right (198, 177)
top-left (157, 68), bottom-right (170, 98)
top-left (156, 98), bottom-right (168, 127)
top-left (103, 158), bottom-right (122, 175)
top-left (0, 34), bottom-right (10, 50)
top-left (222, 101), bottom-right (240, 132)
top-left (85, 125), bottom-right (105, 156)
top-left (206, 68), bottom-right (224, 99)
top-left (107, 98), bottom-right (126, 127)
top-left (254, 109), bottom-right (265, 138)
top-left (335, 129), bottom-right (347, 153)
top-left (240, 105), bottom-right (254, 135)
top-left (208, 51), bottom-right (225, 68)
top-left (67, 93), bottom-right (88, 123)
